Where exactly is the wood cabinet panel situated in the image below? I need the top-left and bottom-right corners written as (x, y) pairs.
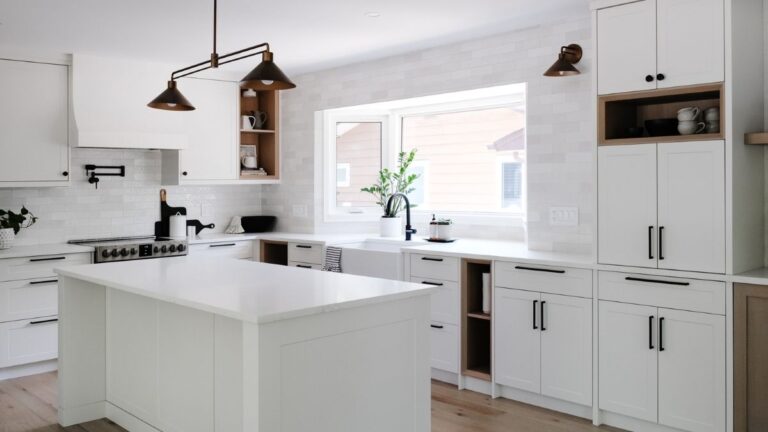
top-left (735, 284), bottom-right (768, 431)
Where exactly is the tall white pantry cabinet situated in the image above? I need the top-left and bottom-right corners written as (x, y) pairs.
top-left (592, 0), bottom-right (764, 431)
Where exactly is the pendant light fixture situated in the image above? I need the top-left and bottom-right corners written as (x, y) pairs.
top-left (543, 44), bottom-right (583, 77)
top-left (148, 0), bottom-right (296, 111)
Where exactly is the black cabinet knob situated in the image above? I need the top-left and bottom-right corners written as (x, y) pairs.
top-left (62, 171), bottom-right (69, 177)
top-left (656, 73), bottom-right (665, 81)
top-left (182, 171), bottom-right (188, 176)
top-left (645, 75), bottom-right (654, 82)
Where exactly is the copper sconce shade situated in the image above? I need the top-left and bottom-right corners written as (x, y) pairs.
top-left (240, 51), bottom-right (296, 90)
top-left (147, 81), bottom-right (195, 111)
top-left (543, 44), bottom-right (583, 77)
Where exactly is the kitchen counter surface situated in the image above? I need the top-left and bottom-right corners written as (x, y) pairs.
top-left (189, 231), bottom-right (370, 245)
top-left (0, 243), bottom-right (94, 259)
top-left (56, 256), bottom-right (437, 324)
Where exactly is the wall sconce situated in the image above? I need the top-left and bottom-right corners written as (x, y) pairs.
top-left (543, 44), bottom-right (583, 77)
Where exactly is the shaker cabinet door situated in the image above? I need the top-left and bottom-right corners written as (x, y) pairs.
top-left (494, 288), bottom-right (541, 394)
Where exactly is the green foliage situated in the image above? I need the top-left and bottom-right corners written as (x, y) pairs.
top-left (0, 206), bottom-right (38, 234)
top-left (361, 149), bottom-right (421, 217)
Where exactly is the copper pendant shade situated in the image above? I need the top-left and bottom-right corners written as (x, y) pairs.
top-left (240, 51), bottom-right (296, 90)
top-left (543, 44), bottom-right (583, 77)
top-left (147, 81), bottom-right (196, 111)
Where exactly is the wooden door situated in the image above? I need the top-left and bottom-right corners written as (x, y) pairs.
top-left (657, 140), bottom-right (725, 273)
top-left (539, 293), bottom-right (592, 406)
top-left (656, 0), bottom-right (724, 88)
top-left (598, 144), bottom-right (658, 268)
top-left (598, 301), bottom-right (658, 423)
top-left (657, 308), bottom-right (725, 432)
top-left (493, 287), bottom-right (541, 394)
top-left (734, 284), bottom-right (768, 431)
top-left (597, 0), bottom-right (657, 95)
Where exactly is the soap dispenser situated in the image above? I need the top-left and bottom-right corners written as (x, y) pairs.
top-left (429, 214), bottom-right (438, 240)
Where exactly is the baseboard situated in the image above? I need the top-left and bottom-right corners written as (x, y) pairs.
top-left (431, 368), bottom-right (459, 385)
top-left (106, 402), bottom-right (162, 432)
top-left (0, 359), bottom-right (57, 381)
top-left (463, 375), bottom-right (493, 395)
top-left (599, 411), bottom-right (688, 432)
top-left (497, 385), bottom-right (592, 420)
top-left (58, 401), bottom-right (106, 427)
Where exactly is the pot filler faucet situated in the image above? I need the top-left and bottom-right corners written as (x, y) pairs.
top-left (385, 193), bottom-right (417, 241)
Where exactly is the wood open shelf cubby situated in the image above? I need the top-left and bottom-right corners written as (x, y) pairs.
top-left (260, 240), bottom-right (287, 266)
top-left (461, 259), bottom-right (492, 382)
top-left (240, 90), bottom-right (280, 181)
top-left (598, 82), bottom-right (724, 146)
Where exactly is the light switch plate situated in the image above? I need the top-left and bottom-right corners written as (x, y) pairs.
top-left (549, 207), bottom-right (579, 226)
top-left (292, 204), bottom-right (308, 218)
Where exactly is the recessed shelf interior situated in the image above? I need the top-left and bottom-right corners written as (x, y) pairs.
top-left (240, 90), bottom-right (279, 180)
top-left (462, 259), bottom-right (492, 381)
top-left (260, 240), bottom-right (287, 266)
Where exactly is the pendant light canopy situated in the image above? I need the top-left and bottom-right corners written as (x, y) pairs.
top-left (543, 44), bottom-right (583, 77)
top-left (148, 0), bottom-right (295, 111)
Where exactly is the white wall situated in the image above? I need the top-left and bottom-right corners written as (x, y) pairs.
top-left (263, 15), bottom-right (594, 254)
top-left (0, 148), bottom-right (262, 246)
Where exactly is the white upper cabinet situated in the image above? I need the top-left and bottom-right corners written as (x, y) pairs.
top-left (657, 140), bottom-right (725, 273)
top-left (597, 0), bottom-right (657, 95)
top-left (596, 0), bottom-right (724, 94)
top-left (0, 59), bottom-right (69, 185)
top-left (598, 144), bottom-right (657, 268)
top-left (656, 0), bottom-right (724, 89)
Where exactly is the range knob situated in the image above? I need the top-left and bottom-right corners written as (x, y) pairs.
top-left (130, 248), bottom-right (137, 255)
top-left (110, 249), bottom-right (119, 257)
top-left (153, 246), bottom-right (159, 253)
top-left (169, 244), bottom-right (177, 252)
top-left (101, 249), bottom-right (110, 258)
top-left (161, 245), bottom-right (168, 253)
top-left (120, 248), bottom-right (128, 257)
top-left (177, 244), bottom-right (186, 252)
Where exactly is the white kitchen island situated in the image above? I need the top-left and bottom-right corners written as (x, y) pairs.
top-left (55, 257), bottom-right (436, 432)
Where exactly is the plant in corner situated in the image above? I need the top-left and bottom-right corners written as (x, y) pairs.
top-left (361, 149), bottom-right (420, 237)
top-left (0, 207), bottom-right (38, 250)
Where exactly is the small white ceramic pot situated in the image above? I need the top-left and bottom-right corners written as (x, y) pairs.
top-left (380, 216), bottom-right (402, 238)
top-left (0, 228), bottom-right (15, 250)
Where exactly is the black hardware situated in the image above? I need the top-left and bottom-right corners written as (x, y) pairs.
top-left (625, 276), bottom-right (690, 286)
top-left (62, 171), bottom-right (69, 177)
top-left (659, 317), bottom-right (665, 351)
top-left (29, 256), bottom-right (65, 262)
top-left (296, 264), bottom-right (312, 269)
top-left (385, 192), bottom-right (417, 241)
top-left (430, 324), bottom-right (444, 329)
top-left (296, 245), bottom-right (312, 249)
top-left (85, 164), bottom-right (126, 189)
top-left (421, 257), bottom-right (443, 262)
top-left (30, 279), bottom-right (57, 285)
top-left (209, 243), bottom-right (236, 248)
top-left (421, 281), bottom-right (444, 286)
top-left (540, 301), bottom-right (546, 331)
top-left (658, 226), bottom-right (665, 260)
top-left (649, 316), bottom-right (655, 350)
top-left (648, 226), bottom-right (654, 259)
top-left (645, 74), bottom-right (654, 82)
top-left (656, 73), bottom-right (665, 81)
top-left (182, 171), bottom-right (188, 176)
top-left (533, 300), bottom-right (538, 330)
top-left (29, 318), bottom-right (58, 325)
top-left (514, 265), bottom-right (565, 274)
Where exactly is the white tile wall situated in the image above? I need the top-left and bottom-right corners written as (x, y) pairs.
top-left (0, 148), bottom-right (262, 246)
top-left (264, 15), bottom-right (594, 254)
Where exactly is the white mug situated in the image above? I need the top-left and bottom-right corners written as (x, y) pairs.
top-left (241, 155), bottom-right (258, 169)
top-left (677, 107), bottom-right (700, 121)
top-left (678, 120), bottom-right (706, 135)
top-left (706, 120), bottom-right (720, 134)
top-left (704, 107), bottom-right (720, 121)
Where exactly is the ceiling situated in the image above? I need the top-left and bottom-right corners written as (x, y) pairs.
top-left (0, 0), bottom-right (588, 75)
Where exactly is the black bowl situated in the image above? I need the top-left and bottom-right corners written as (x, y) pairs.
top-left (644, 119), bottom-right (679, 137)
top-left (626, 126), bottom-right (645, 138)
top-left (241, 216), bottom-right (277, 233)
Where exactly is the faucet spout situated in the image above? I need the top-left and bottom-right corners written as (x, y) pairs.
top-left (385, 193), bottom-right (417, 241)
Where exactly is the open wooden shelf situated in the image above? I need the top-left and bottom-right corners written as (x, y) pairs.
top-left (240, 129), bottom-right (276, 134)
top-left (240, 90), bottom-right (280, 180)
top-left (260, 240), bottom-right (287, 265)
top-left (746, 132), bottom-right (768, 145)
top-left (462, 258), bottom-right (492, 382)
top-left (467, 312), bottom-right (491, 321)
top-left (462, 367), bottom-right (491, 382)
top-left (599, 82), bottom-right (724, 146)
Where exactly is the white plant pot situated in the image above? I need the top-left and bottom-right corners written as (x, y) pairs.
top-left (0, 228), bottom-right (15, 250)
top-left (380, 216), bottom-right (402, 238)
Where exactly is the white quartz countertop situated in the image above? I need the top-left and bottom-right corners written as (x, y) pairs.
top-left (189, 232), bottom-right (369, 245)
top-left (0, 243), bottom-right (94, 259)
top-left (55, 256), bottom-right (437, 324)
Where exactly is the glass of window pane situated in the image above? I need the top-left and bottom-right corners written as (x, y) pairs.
top-left (335, 122), bottom-right (382, 210)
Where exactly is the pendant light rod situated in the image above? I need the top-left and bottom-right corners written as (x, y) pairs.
top-left (169, 43), bottom-right (270, 81)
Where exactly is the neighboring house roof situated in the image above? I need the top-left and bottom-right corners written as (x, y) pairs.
top-left (488, 128), bottom-right (525, 151)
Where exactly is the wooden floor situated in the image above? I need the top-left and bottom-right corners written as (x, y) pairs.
top-left (0, 372), bottom-right (621, 432)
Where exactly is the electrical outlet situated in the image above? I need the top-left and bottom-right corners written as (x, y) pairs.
top-left (292, 204), bottom-right (308, 218)
top-left (549, 207), bottom-right (578, 226)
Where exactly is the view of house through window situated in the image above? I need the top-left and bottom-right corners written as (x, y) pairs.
top-left (335, 122), bottom-right (382, 208)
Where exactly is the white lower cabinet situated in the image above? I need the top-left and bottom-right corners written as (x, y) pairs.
top-left (188, 241), bottom-right (253, 259)
top-left (0, 316), bottom-right (58, 368)
top-left (495, 288), bottom-right (541, 394)
top-left (429, 322), bottom-right (458, 373)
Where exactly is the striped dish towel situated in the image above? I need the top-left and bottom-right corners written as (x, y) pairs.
top-left (323, 246), bottom-right (342, 272)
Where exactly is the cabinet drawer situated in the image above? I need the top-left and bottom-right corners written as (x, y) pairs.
top-left (287, 243), bottom-right (323, 265)
top-left (411, 278), bottom-right (459, 325)
top-left (0, 253), bottom-right (90, 282)
top-left (429, 322), bottom-right (458, 373)
top-left (0, 316), bottom-right (58, 368)
top-left (289, 261), bottom-right (322, 270)
top-left (189, 241), bottom-right (252, 259)
top-left (410, 254), bottom-right (459, 282)
top-left (0, 278), bottom-right (58, 323)
top-left (495, 261), bottom-right (593, 298)
top-left (598, 271), bottom-right (725, 315)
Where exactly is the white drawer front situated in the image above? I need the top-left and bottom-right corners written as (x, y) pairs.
top-left (0, 278), bottom-right (58, 323)
top-left (429, 322), bottom-right (458, 373)
top-left (411, 277), bottom-right (459, 325)
top-left (598, 271), bottom-right (725, 315)
top-left (410, 254), bottom-right (459, 282)
top-left (0, 253), bottom-right (90, 282)
top-left (289, 261), bottom-right (322, 270)
top-left (495, 261), bottom-right (593, 298)
top-left (287, 243), bottom-right (323, 265)
top-left (189, 241), bottom-right (252, 259)
top-left (0, 316), bottom-right (58, 368)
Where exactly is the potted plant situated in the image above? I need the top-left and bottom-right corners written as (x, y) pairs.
top-left (0, 207), bottom-right (38, 249)
top-left (361, 149), bottom-right (420, 238)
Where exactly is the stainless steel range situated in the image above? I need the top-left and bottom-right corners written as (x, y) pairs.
top-left (68, 236), bottom-right (188, 263)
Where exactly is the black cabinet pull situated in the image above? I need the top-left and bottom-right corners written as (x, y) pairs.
top-left (514, 266), bottom-right (565, 274)
top-left (648, 226), bottom-right (654, 260)
top-left (29, 318), bottom-right (58, 325)
top-left (421, 281), bottom-right (443, 286)
top-left (656, 73), bottom-right (665, 81)
top-left (182, 171), bottom-right (188, 176)
top-left (658, 226), bottom-right (665, 260)
top-left (421, 257), bottom-right (443, 262)
top-left (645, 74), bottom-right (655, 82)
top-left (30, 279), bottom-right (58, 285)
top-left (295, 244), bottom-right (312, 249)
top-left (649, 316), bottom-right (655, 350)
top-left (296, 264), bottom-right (312, 269)
top-left (658, 317), bottom-right (665, 351)
top-left (430, 324), bottom-right (444, 329)
top-left (540, 301), bottom-right (546, 331)
top-left (29, 256), bottom-right (66, 262)
top-left (209, 243), bottom-right (236, 248)
top-left (533, 300), bottom-right (538, 330)
top-left (625, 276), bottom-right (690, 286)
top-left (62, 171), bottom-right (69, 177)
